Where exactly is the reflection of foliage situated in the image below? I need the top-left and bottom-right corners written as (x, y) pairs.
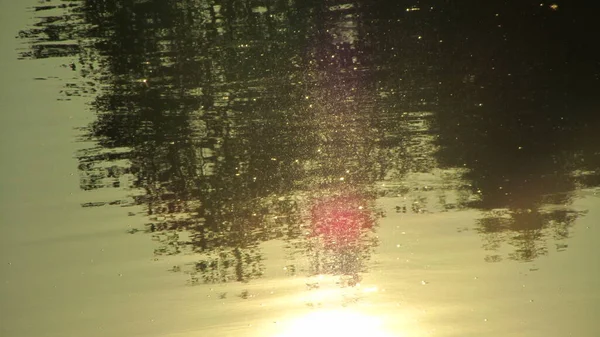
top-left (189, 247), bottom-right (264, 285)
top-left (477, 208), bottom-right (582, 262)
top-left (430, 2), bottom-right (599, 260)
top-left (17, 2), bottom-right (84, 60)
top-left (53, 0), bottom-right (403, 284)
top-left (17, 0), bottom-right (600, 284)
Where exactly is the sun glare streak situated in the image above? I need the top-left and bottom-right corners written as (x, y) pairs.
top-left (277, 310), bottom-right (399, 337)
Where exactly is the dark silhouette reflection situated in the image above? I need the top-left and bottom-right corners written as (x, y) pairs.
top-left (17, 0), bottom-right (600, 277)
top-left (477, 208), bottom-right (584, 262)
top-left (432, 1), bottom-right (600, 261)
top-left (17, 2), bottom-right (83, 60)
top-left (19, 0), bottom-right (391, 284)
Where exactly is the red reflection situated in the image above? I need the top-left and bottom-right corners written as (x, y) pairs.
top-left (310, 194), bottom-right (374, 250)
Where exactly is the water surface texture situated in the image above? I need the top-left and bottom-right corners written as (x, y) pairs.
top-left (2, 1), bottom-right (600, 337)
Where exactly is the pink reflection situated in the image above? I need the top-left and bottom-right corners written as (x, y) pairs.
top-left (310, 194), bottom-right (373, 250)
top-left (305, 192), bottom-right (377, 284)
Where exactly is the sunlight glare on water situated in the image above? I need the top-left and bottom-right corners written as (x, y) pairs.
top-left (276, 310), bottom-right (398, 337)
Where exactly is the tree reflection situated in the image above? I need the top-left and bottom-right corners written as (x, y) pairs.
top-left (17, 0), bottom-right (600, 278)
top-left (17, 0), bottom-right (390, 284)
top-left (432, 1), bottom-right (599, 261)
top-left (477, 208), bottom-right (583, 262)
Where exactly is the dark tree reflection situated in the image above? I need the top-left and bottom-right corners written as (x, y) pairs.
top-left (17, 0), bottom-right (600, 277)
top-left (432, 0), bottom-right (600, 261)
top-left (477, 208), bottom-right (584, 262)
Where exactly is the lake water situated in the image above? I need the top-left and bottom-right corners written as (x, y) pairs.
top-left (1, 1), bottom-right (599, 336)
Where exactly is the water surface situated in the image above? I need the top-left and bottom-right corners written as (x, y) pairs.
top-left (2, 1), bottom-right (600, 337)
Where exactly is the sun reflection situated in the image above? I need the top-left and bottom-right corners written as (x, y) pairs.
top-left (277, 310), bottom-right (398, 337)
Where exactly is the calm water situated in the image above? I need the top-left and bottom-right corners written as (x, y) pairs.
top-left (1, 1), bottom-right (600, 336)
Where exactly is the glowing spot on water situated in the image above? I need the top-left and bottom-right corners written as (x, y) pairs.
top-left (363, 286), bottom-right (378, 293)
top-left (277, 310), bottom-right (395, 337)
